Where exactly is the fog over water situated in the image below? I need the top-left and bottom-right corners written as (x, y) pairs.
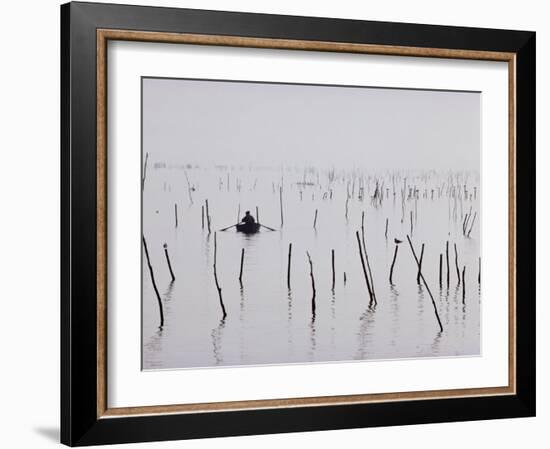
top-left (142, 78), bottom-right (481, 370)
top-left (143, 78), bottom-right (480, 170)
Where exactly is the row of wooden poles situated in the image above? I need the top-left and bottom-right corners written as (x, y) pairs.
top-left (145, 158), bottom-right (477, 203)
top-left (143, 226), bottom-right (479, 333)
top-left (147, 160), bottom-right (478, 232)
top-left (173, 196), bottom-right (475, 244)
top-left (173, 201), bottom-right (477, 266)
top-left (165, 167), bottom-right (477, 244)
top-left (143, 161), bottom-right (478, 331)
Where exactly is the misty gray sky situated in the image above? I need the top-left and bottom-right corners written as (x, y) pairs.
top-left (142, 77), bottom-right (480, 170)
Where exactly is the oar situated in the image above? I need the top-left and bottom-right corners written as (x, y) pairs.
top-left (220, 222), bottom-right (277, 232)
top-left (219, 223), bottom-right (239, 232)
top-left (259, 223), bottom-right (277, 231)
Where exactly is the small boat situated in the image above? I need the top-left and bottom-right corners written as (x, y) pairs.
top-left (236, 222), bottom-right (261, 234)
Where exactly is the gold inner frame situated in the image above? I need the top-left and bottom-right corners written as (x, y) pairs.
top-left (96, 28), bottom-right (516, 419)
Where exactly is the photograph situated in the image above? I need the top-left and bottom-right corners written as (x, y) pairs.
top-left (55, 2), bottom-right (536, 445)
top-left (141, 77), bottom-right (481, 370)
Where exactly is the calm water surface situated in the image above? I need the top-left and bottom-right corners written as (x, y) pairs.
top-left (142, 166), bottom-right (480, 369)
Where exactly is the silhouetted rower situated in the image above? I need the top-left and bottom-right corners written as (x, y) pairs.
top-left (241, 210), bottom-right (256, 224)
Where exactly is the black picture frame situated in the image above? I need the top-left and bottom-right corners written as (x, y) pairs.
top-left (61, 1), bottom-right (535, 446)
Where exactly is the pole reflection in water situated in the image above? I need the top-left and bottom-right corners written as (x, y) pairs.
top-left (389, 284), bottom-right (400, 348)
top-left (356, 304), bottom-right (376, 360)
top-left (308, 317), bottom-right (317, 361)
top-left (286, 289), bottom-right (294, 358)
top-left (211, 319), bottom-right (226, 366)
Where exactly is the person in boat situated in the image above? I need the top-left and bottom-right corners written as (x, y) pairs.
top-left (241, 211), bottom-right (256, 224)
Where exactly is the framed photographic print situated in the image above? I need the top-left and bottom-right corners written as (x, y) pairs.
top-left (60, 1), bottom-right (536, 446)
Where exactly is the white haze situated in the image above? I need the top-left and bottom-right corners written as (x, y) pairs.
top-left (142, 78), bottom-right (480, 171)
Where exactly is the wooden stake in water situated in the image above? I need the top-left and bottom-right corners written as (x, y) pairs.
top-left (239, 248), bottom-right (245, 284)
top-left (287, 243), bottom-right (292, 289)
top-left (356, 231), bottom-right (373, 302)
top-left (406, 236), bottom-right (443, 333)
top-left (344, 272), bottom-right (347, 285)
top-left (174, 203), bottom-right (178, 228)
top-left (478, 257), bottom-right (481, 284)
top-left (463, 206), bottom-right (472, 235)
top-left (163, 243), bottom-right (175, 282)
top-left (256, 206), bottom-right (260, 224)
top-left (142, 236), bottom-right (164, 328)
top-left (142, 152), bottom-right (148, 191)
top-left (454, 243), bottom-right (460, 285)
top-left (205, 199), bottom-right (211, 234)
top-left (279, 186), bottom-right (284, 227)
top-left (361, 212), bottom-right (376, 303)
top-left (462, 265), bottom-right (466, 303)
top-left (237, 204), bottom-right (241, 224)
top-left (417, 243), bottom-right (425, 284)
top-left (385, 218), bottom-right (389, 239)
top-left (306, 251), bottom-right (316, 318)
top-left (446, 240), bottom-right (450, 288)
top-left (467, 212), bottom-right (477, 238)
top-left (201, 205), bottom-right (204, 230)
top-left (389, 244), bottom-right (399, 285)
top-left (331, 249), bottom-right (335, 291)
top-left (313, 209), bottom-right (318, 229)
top-left (213, 232), bottom-right (227, 319)
top-left (439, 253), bottom-right (443, 288)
